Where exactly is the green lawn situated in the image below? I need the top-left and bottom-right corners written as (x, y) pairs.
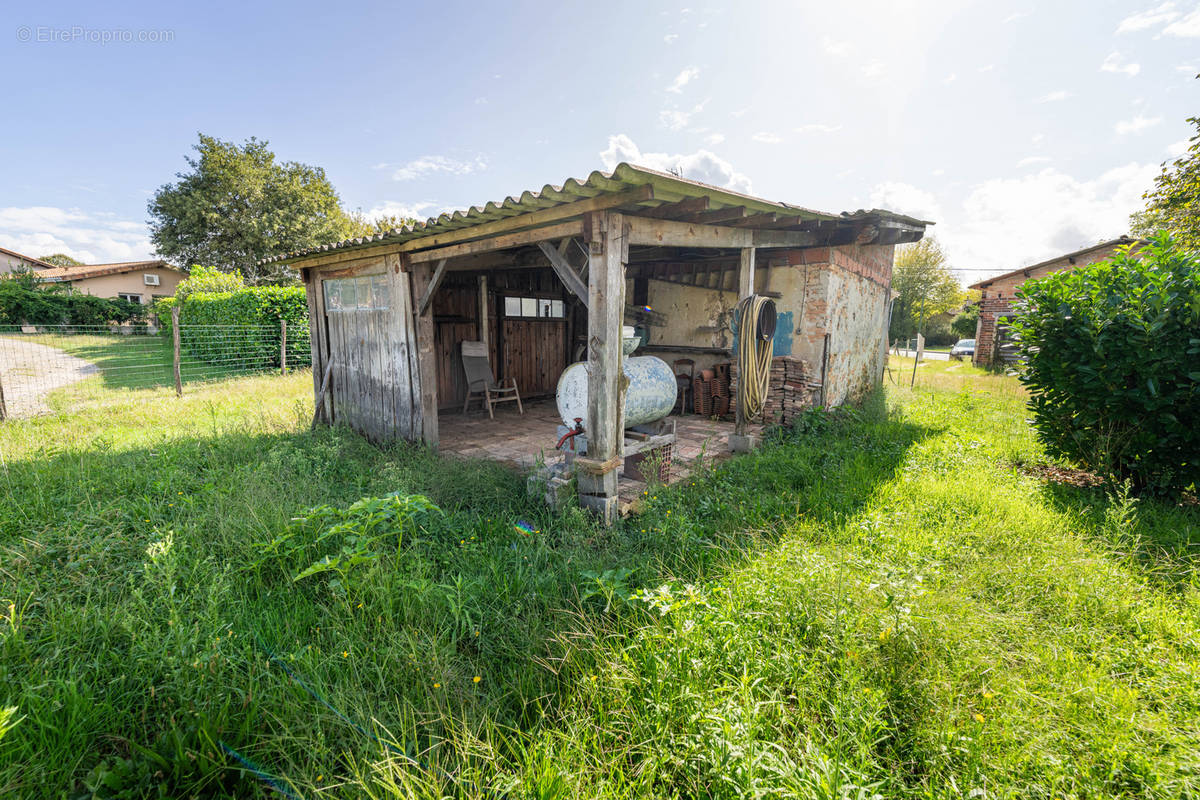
top-left (1, 366), bottom-right (1198, 798)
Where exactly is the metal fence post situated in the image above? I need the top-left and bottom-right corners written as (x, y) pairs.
top-left (172, 306), bottom-right (182, 397)
top-left (280, 320), bottom-right (287, 376)
top-left (0, 371), bottom-right (7, 421)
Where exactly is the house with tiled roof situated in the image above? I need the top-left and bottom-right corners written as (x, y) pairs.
top-left (968, 236), bottom-right (1145, 366)
top-left (0, 246), bottom-right (57, 274)
top-left (38, 260), bottom-right (188, 306)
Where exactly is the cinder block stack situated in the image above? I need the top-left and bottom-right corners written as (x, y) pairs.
top-left (729, 356), bottom-right (822, 425)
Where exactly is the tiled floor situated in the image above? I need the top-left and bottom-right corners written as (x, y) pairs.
top-left (439, 398), bottom-right (761, 509)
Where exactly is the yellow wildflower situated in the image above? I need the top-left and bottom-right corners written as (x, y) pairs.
top-left (473, 676), bottom-right (481, 683)
top-left (973, 713), bottom-right (985, 723)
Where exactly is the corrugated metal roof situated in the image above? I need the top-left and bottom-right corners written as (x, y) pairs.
top-left (262, 162), bottom-right (932, 266)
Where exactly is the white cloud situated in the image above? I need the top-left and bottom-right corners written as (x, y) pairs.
top-left (1163, 6), bottom-right (1200, 35)
top-left (1031, 132), bottom-right (1045, 144)
top-left (667, 67), bottom-right (699, 93)
top-left (1004, 11), bottom-right (1030, 23)
top-left (1017, 156), bottom-right (1052, 167)
top-left (861, 60), bottom-right (886, 78)
top-left (932, 168), bottom-right (946, 177)
top-left (1100, 52), bottom-right (1141, 77)
top-left (752, 131), bottom-right (783, 144)
top-left (978, 64), bottom-right (996, 72)
top-left (664, 33), bottom-right (678, 44)
top-left (793, 123), bottom-right (843, 134)
top-left (356, 201), bottom-right (441, 225)
top-left (943, 73), bottom-right (958, 84)
top-left (1116, 2), bottom-right (1179, 33)
top-left (1166, 138), bottom-right (1190, 156)
top-left (392, 155), bottom-right (486, 181)
top-left (1037, 90), bottom-right (1070, 102)
top-left (704, 133), bottom-right (725, 145)
top-left (868, 162), bottom-right (1157, 272)
top-left (0, 206), bottom-right (153, 264)
top-left (821, 36), bottom-right (850, 56)
top-left (868, 182), bottom-right (942, 222)
top-left (659, 110), bottom-right (691, 131)
top-left (1178, 63), bottom-right (1199, 73)
top-left (1114, 114), bottom-right (1162, 134)
top-left (600, 134), bottom-right (753, 194)
top-left (730, 108), bottom-right (748, 118)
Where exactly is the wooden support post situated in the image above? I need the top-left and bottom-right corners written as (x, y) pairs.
top-left (478, 274), bottom-right (490, 350)
top-left (410, 257), bottom-right (440, 449)
top-left (733, 247), bottom-right (756, 440)
top-left (171, 306), bottom-right (182, 397)
top-left (312, 358), bottom-right (334, 429)
top-left (416, 258), bottom-right (448, 316)
top-left (577, 210), bottom-right (627, 524)
top-left (280, 320), bottom-right (287, 376)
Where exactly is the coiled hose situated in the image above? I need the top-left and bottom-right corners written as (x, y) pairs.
top-left (736, 295), bottom-right (774, 420)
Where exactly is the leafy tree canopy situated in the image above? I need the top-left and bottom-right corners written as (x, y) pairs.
top-left (148, 135), bottom-right (358, 285)
top-left (344, 211), bottom-right (421, 238)
top-left (1130, 114), bottom-right (1200, 250)
top-left (174, 264), bottom-right (245, 302)
top-left (889, 237), bottom-right (971, 340)
top-left (38, 253), bottom-right (83, 267)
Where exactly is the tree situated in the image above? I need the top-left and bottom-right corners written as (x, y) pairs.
top-left (148, 135), bottom-right (357, 284)
top-left (174, 264), bottom-right (245, 301)
top-left (38, 253), bottom-right (83, 268)
top-left (344, 211), bottom-right (421, 238)
top-left (1130, 114), bottom-right (1200, 250)
top-left (888, 237), bottom-right (969, 340)
top-left (951, 305), bottom-right (979, 339)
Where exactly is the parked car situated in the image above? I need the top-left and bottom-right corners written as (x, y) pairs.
top-left (950, 338), bottom-right (975, 359)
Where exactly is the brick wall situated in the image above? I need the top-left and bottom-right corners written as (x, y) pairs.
top-left (972, 239), bottom-right (1138, 365)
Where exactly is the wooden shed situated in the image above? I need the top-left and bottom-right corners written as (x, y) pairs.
top-left (264, 163), bottom-right (929, 521)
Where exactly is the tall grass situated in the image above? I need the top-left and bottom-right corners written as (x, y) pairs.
top-left (0, 368), bottom-right (1197, 798)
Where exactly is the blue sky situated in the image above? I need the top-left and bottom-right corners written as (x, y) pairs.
top-left (1, 0), bottom-right (1196, 281)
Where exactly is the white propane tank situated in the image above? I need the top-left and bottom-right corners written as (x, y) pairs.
top-left (556, 355), bottom-right (676, 430)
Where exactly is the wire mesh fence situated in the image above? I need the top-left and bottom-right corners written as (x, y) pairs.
top-left (0, 322), bottom-right (311, 419)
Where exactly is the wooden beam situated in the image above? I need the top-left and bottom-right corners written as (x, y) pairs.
top-left (408, 220), bottom-right (583, 263)
top-left (728, 212), bottom-right (778, 228)
top-left (408, 255), bottom-right (439, 449)
top-left (415, 259), bottom-right (448, 316)
top-left (686, 206), bottom-right (748, 224)
top-left (400, 185), bottom-right (652, 254)
top-left (637, 195), bottom-right (710, 220)
top-left (626, 215), bottom-right (818, 249)
top-left (478, 274), bottom-right (489, 350)
top-left (284, 186), bottom-right (653, 270)
top-left (536, 240), bottom-right (588, 301)
top-left (578, 210), bottom-right (627, 524)
top-left (738, 247), bottom-right (756, 299)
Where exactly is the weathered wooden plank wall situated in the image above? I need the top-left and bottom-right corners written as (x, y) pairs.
top-left (310, 260), bottom-right (421, 443)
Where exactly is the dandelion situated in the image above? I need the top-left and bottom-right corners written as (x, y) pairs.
top-left (473, 675), bottom-right (481, 683)
top-left (590, 675), bottom-right (597, 682)
top-left (317, 775), bottom-right (323, 782)
top-left (973, 713), bottom-right (985, 723)
top-left (342, 651), bottom-right (349, 658)
top-left (357, 602), bottom-right (363, 609)
top-left (982, 690), bottom-right (994, 700)
top-left (433, 682), bottom-right (441, 688)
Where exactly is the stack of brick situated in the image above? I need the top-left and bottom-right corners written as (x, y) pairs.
top-left (729, 356), bottom-right (822, 425)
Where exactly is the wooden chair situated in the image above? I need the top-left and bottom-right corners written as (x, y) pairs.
top-left (673, 358), bottom-right (695, 415)
top-left (461, 341), bottom-right (523, 418)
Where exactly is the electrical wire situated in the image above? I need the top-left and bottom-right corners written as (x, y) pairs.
top-left (736, 295), bottom-right (773, 420)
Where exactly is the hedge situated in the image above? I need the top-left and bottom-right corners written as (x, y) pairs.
top-left (1010, 233), bottom-right (1200, 495)
top-left (0, 277), bottom-right (145, 326)
top-left (173, 286), bottom-right (310, 369)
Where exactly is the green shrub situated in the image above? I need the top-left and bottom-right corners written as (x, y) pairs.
top-left (174, 265), bottom-right (243, 302)
top-left (0, 273), bottom-right (145, 326)
top-left (1009, 233), bottom-right (1200, 494)
top-left (177, 285), bottom-right (309, 368)
top-left (951, 305), bottom-right (979, 339)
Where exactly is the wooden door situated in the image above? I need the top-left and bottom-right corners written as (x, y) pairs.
top-left (501, 318), bottom-right (567, 397)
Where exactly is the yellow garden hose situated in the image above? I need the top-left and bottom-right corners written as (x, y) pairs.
top-left (737, 295), bottom-right (775, 420)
